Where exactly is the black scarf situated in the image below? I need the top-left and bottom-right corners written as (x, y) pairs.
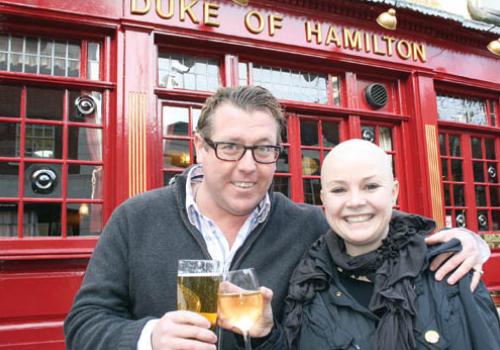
top-left (285, 211), bottom-right (435, 350)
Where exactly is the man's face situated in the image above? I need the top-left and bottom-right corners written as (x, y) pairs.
top-left (320, 142), bottom-right (399, 256)
top-left (195, 102), bottom-right (279, 219)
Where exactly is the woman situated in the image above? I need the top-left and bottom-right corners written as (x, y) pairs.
top-left (255, 139), bottom-right (500, 350)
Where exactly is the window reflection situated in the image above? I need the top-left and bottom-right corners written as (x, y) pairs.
top-left (68, 126), bottom-right (102, 161)
top-left (437, 95), bottom-right (488, 126)
top-left (67, 203), bottom-right (102, 236)
top-left (0, 203), bottom-right (18, 236)
top-left (23, 202), bottom-right (61, 236)
top-left (163, 139), bottom-right (190, 169)
top-left (303, 178), bottom-right (321, 205)
top-left (273, 177), bottom-right (290, 197)
top-left (27, 87), bottom-right (64, 120)
top-left (300, 120), bottom-right (318, 146)
top-left (0, 162), bottom-right (19, 197)
top-left (68, 165), bottom-right (103, 199)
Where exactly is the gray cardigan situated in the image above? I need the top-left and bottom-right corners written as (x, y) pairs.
top-left (64, 169), bottom-right (329, 350)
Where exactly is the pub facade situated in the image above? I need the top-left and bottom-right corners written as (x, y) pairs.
top-left (0, 0), bottom-right (499, 348)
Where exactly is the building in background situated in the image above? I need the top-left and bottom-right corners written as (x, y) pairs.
top-left (0, 0), bottom-right (499, 348)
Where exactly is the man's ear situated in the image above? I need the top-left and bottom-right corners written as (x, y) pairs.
top-left (392, 179), bottom-right (400, 205)
top-left (193, 133), bottom-right (205, 164)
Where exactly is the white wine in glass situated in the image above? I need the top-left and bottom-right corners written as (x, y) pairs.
top-left (218, 268), bottom-right (263, 350)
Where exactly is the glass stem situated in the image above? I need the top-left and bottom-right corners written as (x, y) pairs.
top-left (243, 332), bottom-right (252, 350)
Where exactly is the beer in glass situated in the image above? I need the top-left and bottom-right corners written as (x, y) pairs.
top-left (177, 259), bottom-right (223, 328)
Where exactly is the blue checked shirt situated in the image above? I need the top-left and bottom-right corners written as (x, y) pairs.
top-left (185, 165), bottom-right (271, 272)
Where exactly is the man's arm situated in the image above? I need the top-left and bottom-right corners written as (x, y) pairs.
top-left (425, 227), bottom-right (490, 291)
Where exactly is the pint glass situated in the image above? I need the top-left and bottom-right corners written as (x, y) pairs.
top-left (177, 259), bottom-right (223, 328)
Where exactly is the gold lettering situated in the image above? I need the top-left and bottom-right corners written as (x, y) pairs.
top-left (364, 32), bottom-right (371, 52)
top-left (204, 2), bottom-right (220, 27)
top-left (413, 42), bottom-right (427, 62)
top-left (381, 35), bottom-right (395, 56)
top-left (343, 28), bottom-right (362, 50)
top-left (180, 0), bottom-right (199, 23)
top-left (156, 0), bottom-right (174, 19)
top-left (372, 35), bottom-right (385, 56)
top-left (396, 39), bottom-right (412, 59)
top-left (305, 21), bottom-right (322, 44)
top-left (131, 0), bottom-right (151, 14)
top-left (325, 26), bottom-right (341, 47)
top-left (245, 11), bottom-right (265, 34)
top-left (268, 14), bottom-right (283, 36)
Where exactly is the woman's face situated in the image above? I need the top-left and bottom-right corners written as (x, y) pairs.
top-left (321, 142), bottom-right (399, 256)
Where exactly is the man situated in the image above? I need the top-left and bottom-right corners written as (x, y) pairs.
top-left (64, 86), bottom-right (488, 350)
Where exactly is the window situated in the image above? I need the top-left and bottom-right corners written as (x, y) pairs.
top-left (437, 94), bottom-right (494, 126)
top-left (158, 53), bottom-right (220, 91)
top-left (0, 34), bottom-right (100, 79)
top-left (0, 85), bottom-right (104, 237)
top-left (162, 104), bottom-right (201, 185)
top-left (439, 132), bottom-right (499, 247)
top-left (238, 62), bottom-right (341, 105)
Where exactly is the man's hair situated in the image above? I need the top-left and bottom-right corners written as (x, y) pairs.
top-left (196, 86), bottom-right (286, 143)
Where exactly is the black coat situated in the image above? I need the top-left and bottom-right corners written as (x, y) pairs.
top-left (258, 218), bottom-right (500, 350)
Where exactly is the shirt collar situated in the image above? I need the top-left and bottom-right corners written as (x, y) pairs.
top-left (185, 164), bottom-right (271, 225)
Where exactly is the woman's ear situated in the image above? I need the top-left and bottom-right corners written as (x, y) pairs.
top-left (392, 179), bottom-right (400, 205)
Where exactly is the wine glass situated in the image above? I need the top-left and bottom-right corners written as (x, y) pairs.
top-left (218, 268), bottom-right (263, 350)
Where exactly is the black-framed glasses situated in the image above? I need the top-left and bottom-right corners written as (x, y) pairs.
top-left (204, 138), bottom-right (281, 164)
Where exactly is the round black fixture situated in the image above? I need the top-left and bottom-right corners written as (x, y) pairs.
top-left (365, 83), bottom-right (388, 109)
top-left (31, 168), bottom-right (58, 194)
top-left (75, 95), bottom-right (97, 116)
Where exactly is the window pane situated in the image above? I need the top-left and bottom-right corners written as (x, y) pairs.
top-left (0, 52), bottom-right (7, 71)
top-left (67, 203), bottom-right (102, 236)
top-left (0, 203), bottom-right (18, 237)
top-left (68, 165), bottom-right (103, 199)
top-left (485, 139), bottom-right (496, 160)
top-left (361, 126), bottom-right (376, 143)
top-left (10, 53), bottom-right (23, 72)
top-left (322, 122), bottom-right (339, 148)
top-left (301, 150), bottom-right (320, 176)
top-left (54, 58), bottom-right (66, 76)
top-left (0, 35), bottom-right (7, 51)
top-left (473, 161), bottom-right (484, 182)
top-left (68, 127), bottom-right (103, 161)
top-left (238, 62), bottom-right (248, 86)
top-left (437, 94), bottom-right (488, 126)
top-left (69, 91), bottom-right (102, 124)
top-left (300, 120), bottom-right (318, 146)
top-left (441, 160), bottom-right (449, 181)
top-left (0, 123), bottom-right (18, 157)
top-left (380, 127), bottom-right (393, 151)
top-left (27, 87), bottom-right (64, 120)
top-left (443, 183), bottom-right (451, 206)
top-left (54, 41), bottom-right (66, 58)
top-left (25, 55), bottom-right (38, 73)
top-left (477, 211), bottom-right (489, 231)
top-left (303, 178), bottom-right (321, 205)
top-left (471, 137), bottom-right (482, 158)
top-left (192, 108), bottom-right (201, 134)
top-left (163, 106), bottom-right (189, 136)
top-left (273, 176), bottom-right (290, 198)
top-left (158, 53), bottom-right (219, 91)
top-left (332, 76), bottom-right (341, 106)
top-left (24, 163), bottom-right (62, 198)
top-left (487, 163), bottom-right (497, 183)
top-left (276, 146), bottom-right (289, 173)
top-left (11, 36), bottom-right (23, 53)
top-left (454, 185), bottom-right (465, 206)
top-left (493, 210), bottom-right (500, 231)
top-left (490, 186), bottom-right (499, 206)
top-left (439, 134), bottom-right (446, 155)
top-left (24, 124), bottom-right (62, 159)
top-left (0, 162), bottom-right (19, 197)
top-left (475, 185), bottom-right (487, 206)
top-left (448, 136), bottom-right (460, 156)
top-left (23, 203), bottom-right (61, 236)
top-left (163, 139), bottom-right (190, 169)
top-left (68, 42), bottom-right (80, 59)
top-left (451, 160), bottom-right (463, 181)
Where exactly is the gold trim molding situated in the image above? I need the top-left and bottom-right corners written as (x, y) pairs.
top-left (425, 124), bottom-right (444, 229)
top-left (128, 91), bottom-right (148, 197)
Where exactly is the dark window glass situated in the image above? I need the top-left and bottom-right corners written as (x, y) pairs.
top-left (68, 165), bottom-right (103, 199)
top-left (23, 202), bottom-right (61, 236)
top-left (300, 120), bottom-right (318, 146)
top-left (448, 136), bottom-right (461, 156)
top-left (0, 202), bottom-right (18, 236)
top-left (272, 176), bottom-right (290, 197)
top-left (66, 203), bottom-right (102, 236)
top-left (439, 134), bottom-right (446, 155)
top-left (451, 160), bottom-right (463, 181)
top-left (441, 160), bottom-right (449, 181)
top-left (454, 185), bottom-right (465, 206)
top-left (0, 86), bottom-right (21, 117)
top-left (26, 87), bottom-right (64, 120)
top-left (276, 147), bottom-right (289, 173)
top-left (490, 186), bottom-right (499, 206)
top-left (471, 137), bottom-right (482, 158)
top-left (0, 123), bottom-right (19, 157)
top-left (322, 122), bottom-right (339, 148)
top-left (303, 178), bottom-right (321, 205)
top-left (163, 171), bottom-right (178, 186)
top-left (24, 124), bottom-right (63, 159)
top-left (68, 127), bottom-right (102, 161)
top-left (473, 162), bottom-right (484, 182)
top-left (485, 139), bottom-right (496, 160)
top-left (475, 185), bottom-right (487, 206)
top-left (444, 183), bottom-right (451, 206)
top-left (0, 162), bottom-right (19, 197)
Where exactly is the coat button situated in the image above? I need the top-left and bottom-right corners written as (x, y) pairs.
top-left (424, 330), bottom-right (440, 344)
top-left (335, 291), bottom-right (343, 297)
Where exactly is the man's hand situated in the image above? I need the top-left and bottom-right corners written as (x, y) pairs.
top-left (218, 284), bottom-right (274, 338)
top-left (425, 228), bottom-right (484, 291)
top-left (151, 311), bottom-right (217, 350)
